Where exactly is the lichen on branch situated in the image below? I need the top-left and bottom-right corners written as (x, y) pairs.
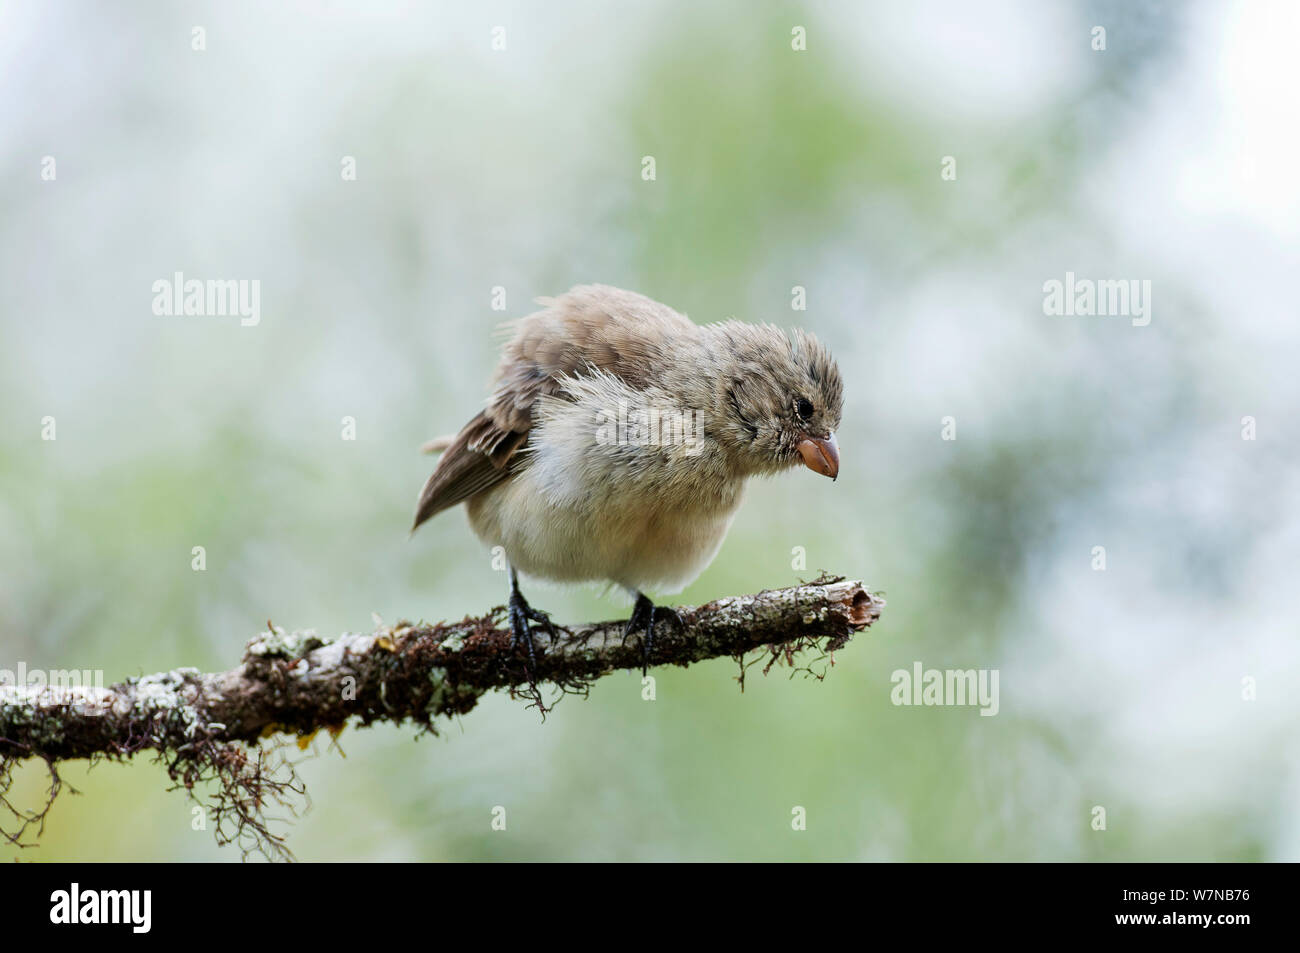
top-left (0, 575), bottom-right (882, 859)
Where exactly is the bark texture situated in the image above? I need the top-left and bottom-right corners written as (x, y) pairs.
top-left (0, 576), bottom-right (882, 857)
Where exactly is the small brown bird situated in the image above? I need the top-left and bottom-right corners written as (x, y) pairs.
top-left (413, 285), bottom-right (842, 670)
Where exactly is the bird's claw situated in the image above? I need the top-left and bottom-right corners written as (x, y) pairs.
top-left (508, 592), bottom-right (556, 673)
top-left (623, 594), bottom-right (683, 676)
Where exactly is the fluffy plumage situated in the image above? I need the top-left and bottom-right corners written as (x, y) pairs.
top-left (413, 284), bottom-right (843, 596)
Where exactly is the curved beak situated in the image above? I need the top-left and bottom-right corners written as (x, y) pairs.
top-left (796, 432), bottom-right (839, 480)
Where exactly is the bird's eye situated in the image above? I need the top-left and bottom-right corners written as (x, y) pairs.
top-left (796, 397), bottom-right (814, 420)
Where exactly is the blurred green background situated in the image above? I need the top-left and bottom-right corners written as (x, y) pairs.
top-left (2, 0), bottom-right (1297, 861)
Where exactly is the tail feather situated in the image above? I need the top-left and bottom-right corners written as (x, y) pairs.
top-left (420, 435), bottom-right (455, 454)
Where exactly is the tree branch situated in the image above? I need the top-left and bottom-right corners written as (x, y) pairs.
top-left (0, 576), bottom-right (882, 856)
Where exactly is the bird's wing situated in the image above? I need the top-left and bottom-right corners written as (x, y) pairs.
top-left (412, 285), bottom-right (696, 531)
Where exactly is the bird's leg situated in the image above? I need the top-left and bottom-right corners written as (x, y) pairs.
top-left (622, 593), bottom-right (654, 656)
top-left (622, 592), bottom-right (685, 676)
top-left (507, 568), bottom-right (557, 673)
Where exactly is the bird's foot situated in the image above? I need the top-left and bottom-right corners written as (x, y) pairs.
top-left (622, 594), bottom-right (684, 676)
top-left (507, 589), bottom-right (558, 673)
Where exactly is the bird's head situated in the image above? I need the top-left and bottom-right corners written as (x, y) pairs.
top-left (707, 323), bottom-right (843, 479)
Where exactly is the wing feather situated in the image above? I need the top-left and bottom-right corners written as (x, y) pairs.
top-left (411, 285), bottom-right (696, 531)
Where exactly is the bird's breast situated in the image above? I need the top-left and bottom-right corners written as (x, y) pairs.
top-left (466, 445), bottom-right (745, 594)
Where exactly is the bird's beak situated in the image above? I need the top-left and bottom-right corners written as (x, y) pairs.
top-left (796, 432), bottom-right (839, 480)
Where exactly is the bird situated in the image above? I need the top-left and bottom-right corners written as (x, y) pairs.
top-left (412, 284), bottom-right (843, 674)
